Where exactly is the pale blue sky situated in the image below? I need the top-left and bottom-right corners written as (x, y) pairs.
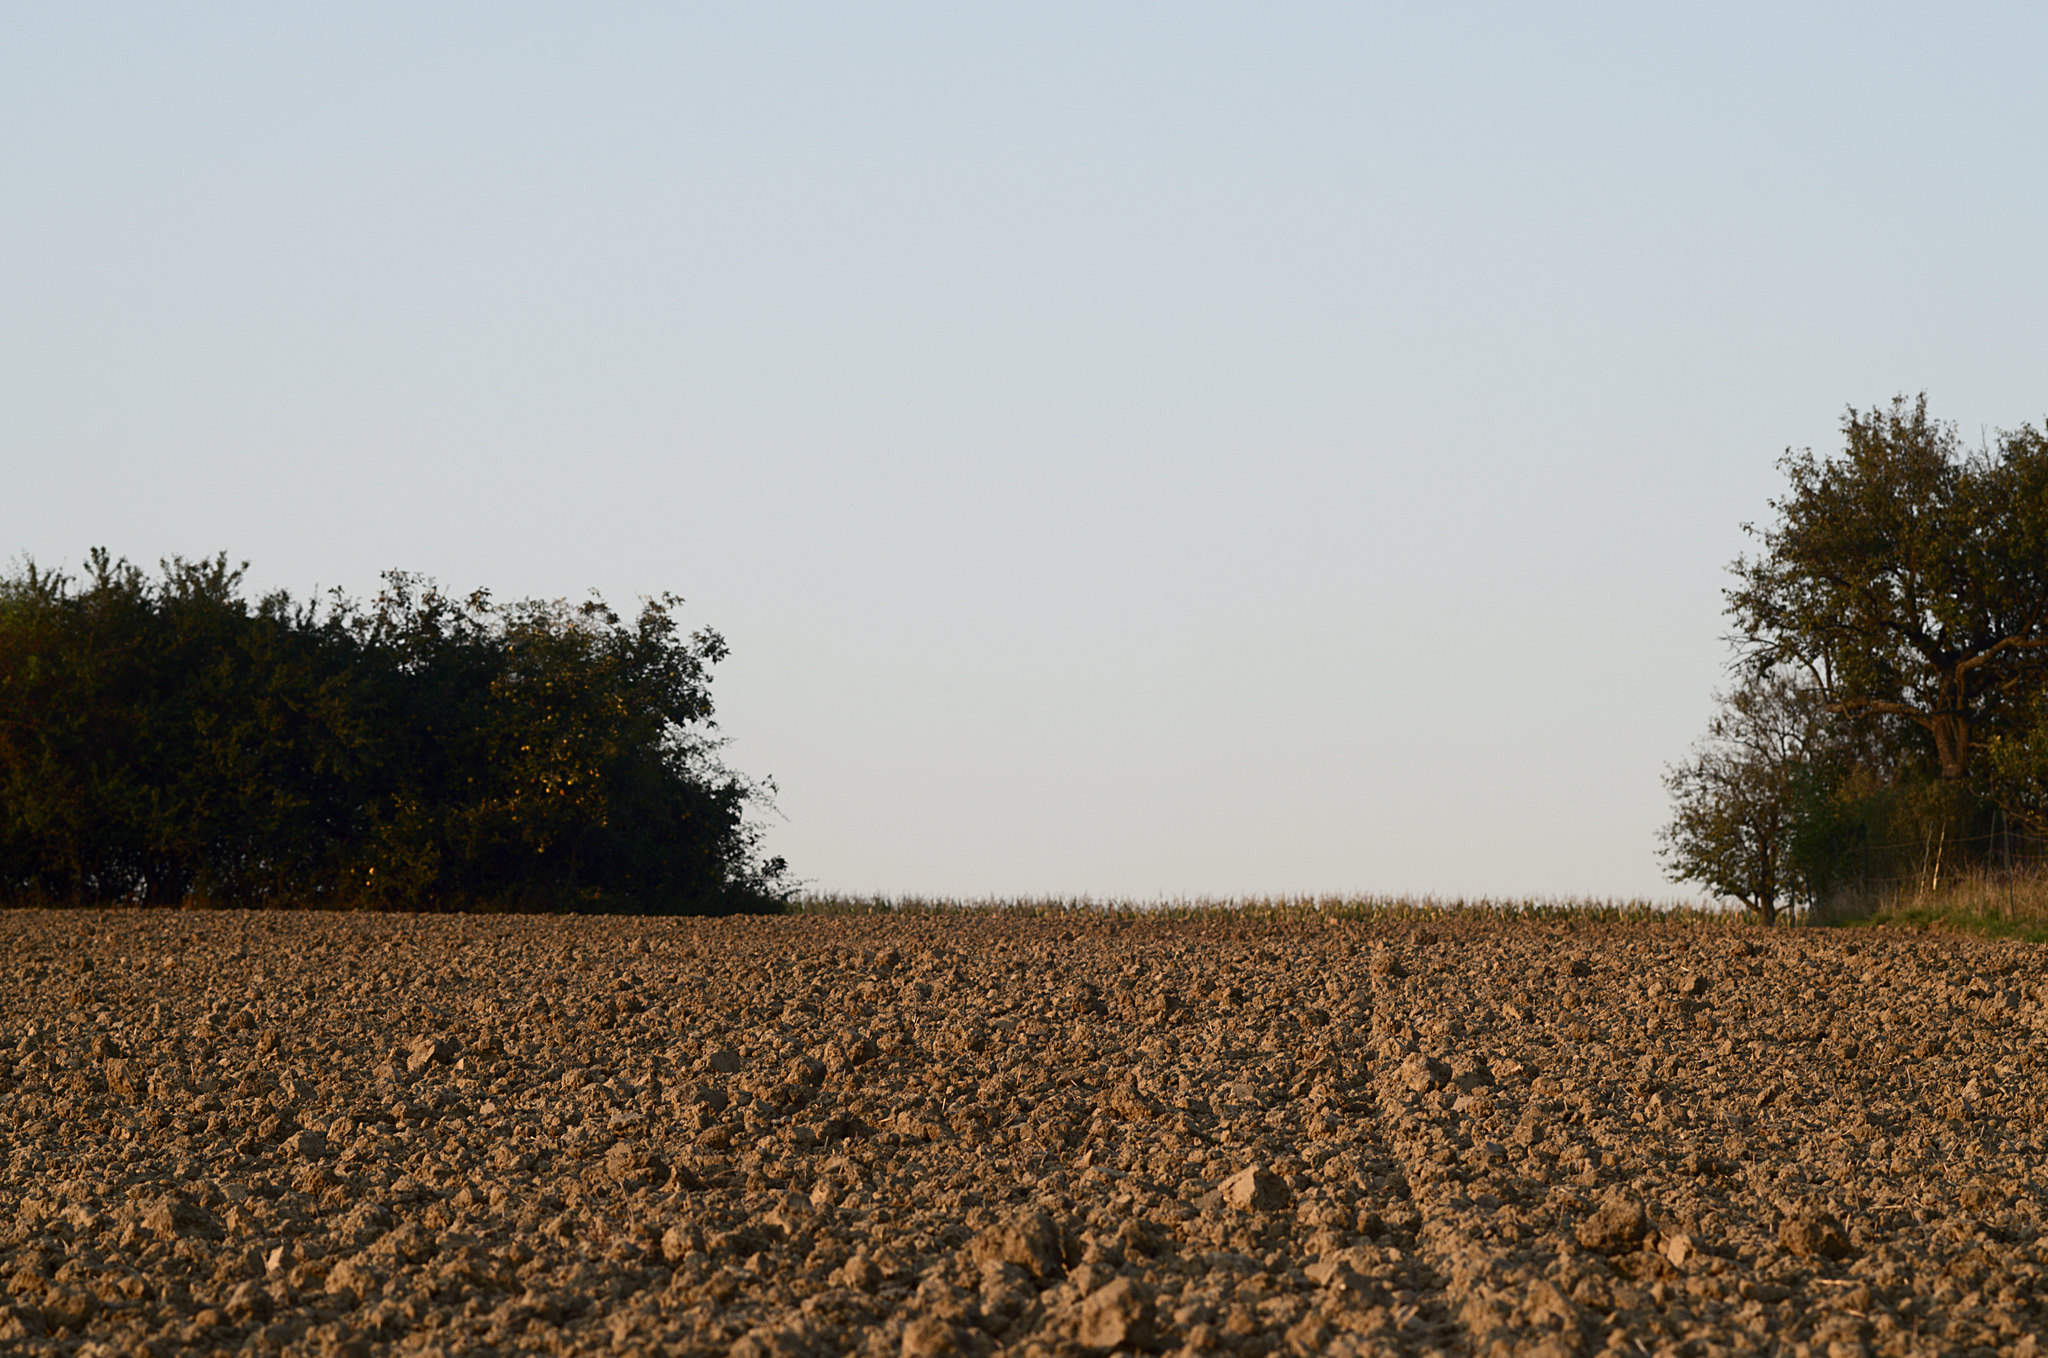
top-left (6, 7), bottom-right (2046, 899)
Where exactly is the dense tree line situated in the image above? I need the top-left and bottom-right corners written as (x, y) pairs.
top-left (1662, 396), bottom-right (2048, 922)
top-left (0, 551), bottom-right (789, 912)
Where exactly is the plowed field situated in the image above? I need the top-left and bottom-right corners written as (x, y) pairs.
top-left (3, 910), bottom-right (2045, 1357)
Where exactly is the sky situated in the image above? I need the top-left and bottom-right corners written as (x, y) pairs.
top-left (6, 6), bottom-right (2047, 901)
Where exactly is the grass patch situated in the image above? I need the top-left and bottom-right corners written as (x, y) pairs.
top-left (1825, 869), bottom-right (2048, 944)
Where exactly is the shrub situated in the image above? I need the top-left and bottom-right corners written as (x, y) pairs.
top-left (0, 551), bottom-right (788, 912)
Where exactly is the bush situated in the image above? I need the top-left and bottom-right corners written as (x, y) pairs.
top-left (0, 551), bottom-right (789, 912)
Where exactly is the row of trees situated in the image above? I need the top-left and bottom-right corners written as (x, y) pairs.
top-left (1661, 395), bottom-right (2048, 922)
top-left (0, 553), bottom-right (790, 911)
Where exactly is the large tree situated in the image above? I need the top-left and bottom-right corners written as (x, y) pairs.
top-left (1726, 395), bottom-right (2048, 781)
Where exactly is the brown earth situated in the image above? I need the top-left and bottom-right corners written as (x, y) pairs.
top-left (3, 909), bottom-right (2047, 1358)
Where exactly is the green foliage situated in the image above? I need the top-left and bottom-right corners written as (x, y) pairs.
top-left (1658, 670), bottom-right (1847, 924)
top-left (1670, 394), bottom-right (2048, 922)
top-left (1726, 394), bottom-right (2048, 780)
top-left (1979, 686), bottom-right (2048, 836)
top-left (0, 552), bottom-right (788, 912)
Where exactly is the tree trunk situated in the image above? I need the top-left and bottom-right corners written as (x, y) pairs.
top-left (1931, 710), bottom-right (1971, 780)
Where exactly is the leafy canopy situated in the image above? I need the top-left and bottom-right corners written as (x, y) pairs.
top-left (0, 552), bottom-right (787, 911)
top-left (1726, 394), bottom-right (2048, 780)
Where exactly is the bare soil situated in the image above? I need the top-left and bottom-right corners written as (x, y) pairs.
top-left (4, 909), bottom-right (2047, 1357)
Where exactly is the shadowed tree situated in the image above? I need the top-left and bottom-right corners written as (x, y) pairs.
top-left (0, 553), bottom-right (787, 911)
top-left (1726, 394), bottom-right (2048, 782)
top-left (1980, 688), bottom-right (2048, 838)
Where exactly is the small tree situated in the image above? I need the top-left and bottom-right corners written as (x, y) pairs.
top-left (1660, 671), bottom-right (1839, 924)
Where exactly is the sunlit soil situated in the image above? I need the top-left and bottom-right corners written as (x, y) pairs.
top-left (3, 908), bottom-right (2044, 1356)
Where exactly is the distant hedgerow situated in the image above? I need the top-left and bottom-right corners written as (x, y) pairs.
top-left (0, 550), bottom-right (789, 912)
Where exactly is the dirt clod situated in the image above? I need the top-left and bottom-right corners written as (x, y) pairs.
top-left (1576, 1190), bottom-right (1649, 1253)
top-left (1078, 1275), bottom-right (1154, 1350)
top-left (406, 1034), bottom-right (456, 1071)
top-left (899, 1315), bottom-right (961, 1358)
top-left (970, 1208), bottom-right (1065, 1278)
top-left (1778, 1204), bottom-right (1853, 1260)
top-left (1220, 1164), bottom-right (1290, 1211)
